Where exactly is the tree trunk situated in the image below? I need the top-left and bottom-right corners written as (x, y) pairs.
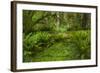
top-left (56, 12), bottom-right (60, 31)
top-left (82, 13), bottom-right (89, 29)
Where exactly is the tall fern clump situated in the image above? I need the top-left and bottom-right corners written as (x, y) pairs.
top-left (70, 30), bottom-right (91, 59)
top-left (23, 32), bottom-right (51, 62)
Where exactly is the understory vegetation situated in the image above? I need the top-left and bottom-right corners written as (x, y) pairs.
top-left (23, 10), bottom-right (91, 62)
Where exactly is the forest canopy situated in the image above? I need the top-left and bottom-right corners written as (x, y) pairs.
top-left (23, 10), bottom-right (91, 62)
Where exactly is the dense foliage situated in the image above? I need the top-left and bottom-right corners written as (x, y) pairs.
top-left (23, 10), bottom-right (91, 62)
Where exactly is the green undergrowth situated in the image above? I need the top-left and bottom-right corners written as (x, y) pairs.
top-left (23, 30), bottom-right (91, 62)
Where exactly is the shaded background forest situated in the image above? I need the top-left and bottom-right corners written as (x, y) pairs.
top-left (23, 10), bottom-right (91, 62)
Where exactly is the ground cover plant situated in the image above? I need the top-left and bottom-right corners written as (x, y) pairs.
top-left (23, 10), bottom-right (91, 62)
